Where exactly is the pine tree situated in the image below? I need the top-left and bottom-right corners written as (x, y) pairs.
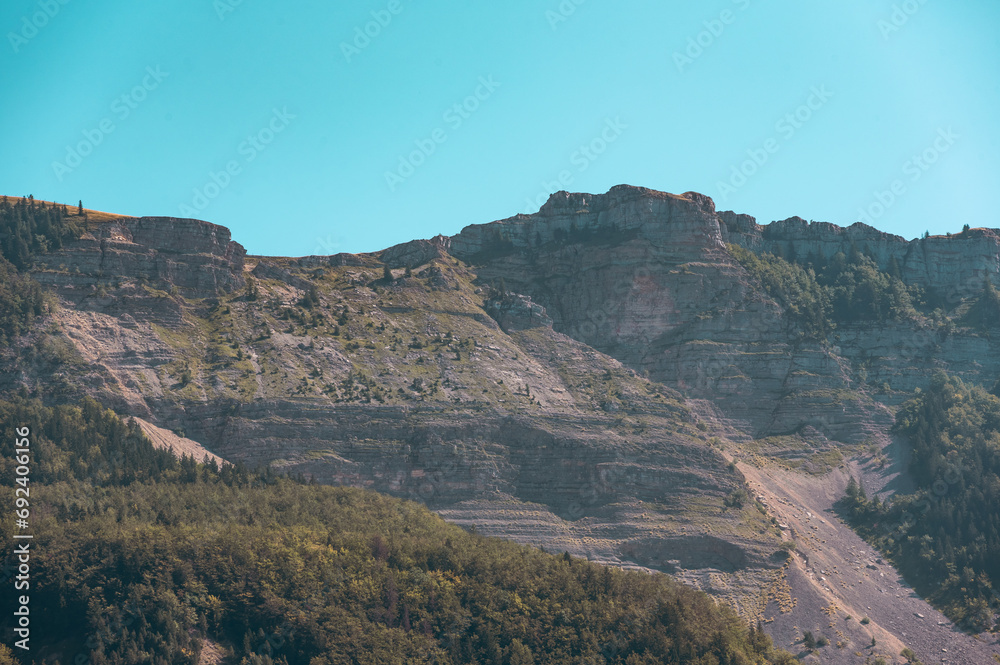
top-left (78, 200), bottom-right (84, 216)
top-left (300, 284), bottom-right (319, 309)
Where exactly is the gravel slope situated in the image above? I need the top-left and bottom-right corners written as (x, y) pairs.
top-left (741, 462), bottom-right (1000, 664)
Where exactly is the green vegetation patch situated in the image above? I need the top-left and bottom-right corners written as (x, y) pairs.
top-left (729, 243), bottom-right (920, 341)
top-left (841, 372), bottom-right (1000, 632)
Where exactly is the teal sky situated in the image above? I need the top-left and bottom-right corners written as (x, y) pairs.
top-left (2, 1), bottom-right (998, 256)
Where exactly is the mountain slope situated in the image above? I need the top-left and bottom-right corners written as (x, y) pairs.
top-left (3, 187), bottom-right (1000, 663)
top-left (0, 396), bottom-right (796, 665)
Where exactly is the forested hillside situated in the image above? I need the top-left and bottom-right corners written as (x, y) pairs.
top-left (728, 244), bottom-right (921, 340)
top-left (841, 373), bottom-right (1000, 632)
top-left (0, 397), bottom-right (795, 664)
top-left (0, 195), bottom-right (83, 270)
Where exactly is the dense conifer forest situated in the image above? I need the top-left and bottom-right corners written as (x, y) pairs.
top-left (0, 195), bottom-right (82, 270)
top-left (729, 244), bottom-right (921, 340)
top-left (841, 373), bottom-right (1000, 632)
top-left (0, 196), bottom-right (84, 343)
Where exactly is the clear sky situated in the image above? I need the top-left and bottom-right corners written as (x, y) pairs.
top-left (2, 0), bottom-right (998, 256)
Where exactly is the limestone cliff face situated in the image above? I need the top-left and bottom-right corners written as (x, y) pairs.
top-left (27, 186), bottom-right (998, 447)
top-left (447, 186), bottom-right (998, 442)
top-left (380, 235), bottom-right (452, 269)
top-left (177, 400), bottom-right (731, 517)
top-left (450, 185), bottom-right (724, 259)
top-left (32, 216), bottom-right (246, 298)
top-left (484, 293), bottom-right (553, 332)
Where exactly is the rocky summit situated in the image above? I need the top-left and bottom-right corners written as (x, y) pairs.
top-left (6, 185), bottom-right (1000, 663)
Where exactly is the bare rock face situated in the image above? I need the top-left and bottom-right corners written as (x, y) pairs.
top-left (381, 235), bottom-right (452, 268)
top-left (328, 253), bottom-right (365, 267)
top-left (27, 183), bottom-right (997, 449)
top-left (447, 189), bottom-right (817, 438)
top-left (251, 261), bottom-right (315, 291)
top-left (450, 185), bottom-right (724, 260)
top-left (181, 402), bottom-right (713, 513)
top-left (484, 293), bottom-right (553, 332)
top-left (32, 216), bottom-right (246, 298)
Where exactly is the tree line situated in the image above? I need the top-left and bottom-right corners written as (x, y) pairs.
top-left (0, 195), bottom-right (86, 343)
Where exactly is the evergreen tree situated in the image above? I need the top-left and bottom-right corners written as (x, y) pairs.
top-left (960, 279), bottom-right (1000, 329)
top-left (300, 284), bottom-right (319, 309)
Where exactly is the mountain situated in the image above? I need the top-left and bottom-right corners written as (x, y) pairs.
top-left (2, 187), bottom-right (999, 663)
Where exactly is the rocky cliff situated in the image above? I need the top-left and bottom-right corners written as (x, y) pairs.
top-left (32, 216), bottom-right (246, 299)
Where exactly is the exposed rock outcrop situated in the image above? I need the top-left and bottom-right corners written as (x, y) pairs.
top-left (381, 234), bottom-right (452, 268)
top-left (32, 216), bottom-right (246, 298)
top-left (484, 293), bottom-right (553, 332)
top-left (721, 213), bottom-right (1000, 298)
